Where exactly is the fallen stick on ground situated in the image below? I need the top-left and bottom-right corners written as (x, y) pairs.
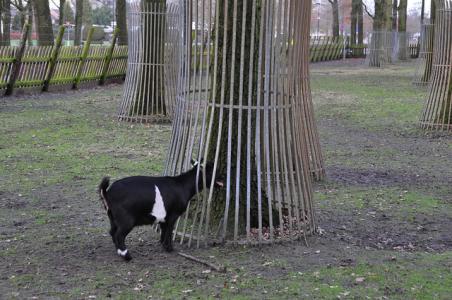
top-left (177, 252), bottom-right (226, 273)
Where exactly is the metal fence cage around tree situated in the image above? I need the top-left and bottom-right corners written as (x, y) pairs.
top-left (165, 0), bottom-right (317, 246)
top-left (118, 1), bottom-right (179, 123)
top-left (419, 0), bottom-right (452, 131)
top-left (367, 31), bottom-right (394, 67)
top-left (413, 21), bottom-right (435, 86)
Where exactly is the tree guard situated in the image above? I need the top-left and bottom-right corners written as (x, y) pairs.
top-left (413, 21), bottom-right (435, 86)
top-left (395, 31), bottom-right (410, 61)
top-left (420, 0), bottom-right (452, 131)
top-left (367, 31), bottom-right (394, 67)
top-left (165, 0), bottom-right (317, 246)
top-left (119, 0), bottom-right (179, 123)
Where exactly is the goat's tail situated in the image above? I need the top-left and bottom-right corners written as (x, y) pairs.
top-left (98, 177), bottom-right (110, 211)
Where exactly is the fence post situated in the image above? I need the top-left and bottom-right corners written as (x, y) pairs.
top-left (5, 23), bottom-right (30, 96)
top-left (42, 25), bottom-right (65, 92)
top-left (99, 27), bottom-right (119, 86)
top-left (73, 27), bottom-right (94, 89)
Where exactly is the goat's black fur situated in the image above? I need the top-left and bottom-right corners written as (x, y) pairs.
top-left (98, 162), bottom-right (223, 261)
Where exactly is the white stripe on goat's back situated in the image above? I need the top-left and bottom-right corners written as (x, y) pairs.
top-left (151, 185), bottom-right (166, 223)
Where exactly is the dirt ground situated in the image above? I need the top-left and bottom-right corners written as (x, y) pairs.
top-left (1, 60), bottom-right (451, 299)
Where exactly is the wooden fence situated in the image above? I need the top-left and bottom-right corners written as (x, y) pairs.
top-left (0, 27), bottom-right (419, 97)
top-left (409, 42), bottom-right (420, 58)
top-left (0, 25), bottom-right (127, 96)
top-left (309, 36), bottom-right (345, 62)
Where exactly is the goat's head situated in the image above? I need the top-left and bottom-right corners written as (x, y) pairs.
top-left (191, 159), bottom-right (225, 189)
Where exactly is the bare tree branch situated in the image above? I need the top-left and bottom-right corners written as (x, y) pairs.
top-left (50, 0), bottom-right (59, 9)
top-left (362, 1), bottom-right (375, 19)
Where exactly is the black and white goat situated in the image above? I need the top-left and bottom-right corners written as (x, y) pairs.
top-left (98, 160), bottom-right (224, 261)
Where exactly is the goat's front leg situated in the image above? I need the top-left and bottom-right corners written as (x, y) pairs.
top-left (162, 217), bottom-right (176, 252)
top-left (159, 223), bottom-right (167, 244)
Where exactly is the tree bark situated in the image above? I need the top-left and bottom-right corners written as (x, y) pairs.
top-left (59, 0), bottom-right (65, 26)
top-left (351, 0), bottom-right (358, 45)
top-left (207, 0), bottom-right (279, 235)
top-left (116, 0), bottom-right (127, 45)
top-left (397, 0), bottom-right (407, 60)
top-left (0, 0), bottom-right (11, 46)
top-left (75, 0), bottom-right (83, 45)
top-left (392, 0), bottom-right (397, 31)
top-left (132, 0), bottom-right (166, 116)
top-left (357, 0), bottom-right (363, 45)
top-left (33, 0), bottom-right (54, 45)
top-left (422, 0), bottom-right (436, 81)
top-left (0, 0), bottom-right (3, 44)
top-left (420, 0), bottom-right (452, 130)
top-left (369, 0), bottom-right (391, 67)
top-left (386, 0), bottom-right (393, 31)
top-left (329, 0), bottom-right (340, 37)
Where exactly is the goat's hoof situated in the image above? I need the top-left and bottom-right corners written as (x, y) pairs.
top-left (123, 253), bottom-right (132, 261)
top-left (117, 249), bottom-right (132, 261)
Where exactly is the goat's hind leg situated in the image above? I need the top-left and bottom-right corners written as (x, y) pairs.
top-left (107, 210), bottom-right (118, 247)
top-left (114, 222), bottom-right (133, 261)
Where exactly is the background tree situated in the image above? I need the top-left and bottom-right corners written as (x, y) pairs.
top-left (83, 0), bottom-right (92, 27)
top-left (365, 0), bottom-right (392, 66)
top-left (422, 0), bottom-right (436, 79)
top-left (33, 0), bottom-right (54, 45)
top-left (59, 0), bottom-right (65, 25)
top-left (74, 0), bottom-right (83, 45)
top-left (357, 0), bottom-right (364, 45)
top-left (0, 0), bottom-right (11, 46)
top-left (63, 0), bottom-right (74, 24)
top-left (92, 5), bottom-right (113, 26)
top-left (328, 0), bottom-right (340, 37)
top-left (351, 0), bottom-right (364, 53)
top-left (397, 0), bottom-right (408, 60)
top-left (392, 0), bottom-right (398, 31)
top-left (116, 0), bottom-right (127, 45)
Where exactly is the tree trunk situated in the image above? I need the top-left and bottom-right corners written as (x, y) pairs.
top-left (207, 0), bottom-right (279, 234)
top-left (386, 0), bottom-right (393, 31)
top-left (351, 0), bottom-right (358, 46)
top-left (0, 0), bottom-right (3, 45)
top-left (392, 0), bottom-right (397, 31)
top-left (1, 0), bottom-right (11, 46)
top-left (116, 0), bottom-right (128, 45)
top-left (357, 0), bottom-right (364, 45)
top-left (330, 0), bottom-right (339, 37)
top-left (59, 0), bottom-right (65, 26)
top-left (27, 2), bottom-right (32, 46)
top-left (132, 0), bottom-right (166, 117)
top-left (422, 0), bottom-right (436, 81)
top-left (83, 0), bottom-right (92, 28)
top-left (397, 0), bottom-right (407, 60)
top-left (369, 0), bottom-right (390, 67)
top-left (33, 0), bottom-right (54, 45)
top-left (75, 0), bottom-right (83, 45)
top-left (420, 0), bottom-right (452, 131)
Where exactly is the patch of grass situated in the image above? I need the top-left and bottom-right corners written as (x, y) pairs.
top-left (315, 186), bottom-right (451, 218)
top-left (311, 64), bottom-right (425, 132)
top-left (0, 89), bottom-right (171, 194)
